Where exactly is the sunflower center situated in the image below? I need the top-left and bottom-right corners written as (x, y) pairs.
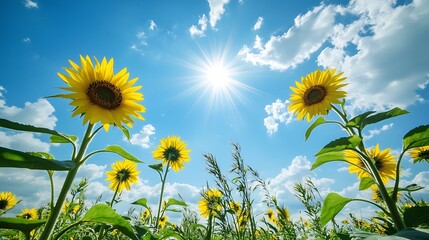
top-left (0, 200), bottom-right (7, 210)
top-left (419, 150), bottom-right (429, 159)
top-left (374, 157), bottom-right (383, 170)
top-left (303, 85), bottom-right (327, 105)
top-left (164, 147), bottom-right (180, 161)
top-left (23, 213), bottom-right (32, 219)
top-left (116, 169), bottom-right (130, 182)
top-left (87, 80), bottom-right (122, 109)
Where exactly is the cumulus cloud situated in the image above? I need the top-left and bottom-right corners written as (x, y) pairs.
top-left (238, 5), bottom-right (338, 71)
top-left (189, 0), bottom-right (230, 37)
top-left (362, 123), bottom-right (394, 140)
top-left (24, 0), bottom-right (38, 9)
top-left (264, 99), bottom-right (294, 135)
top-left (253, 16), bottom-right (263, 30)
top-left (127, 124), bottom-right (156, 148)
top-left (189, 14), bottom-right (208, 37)
top-left (149, 20), bottom-right (157, 30)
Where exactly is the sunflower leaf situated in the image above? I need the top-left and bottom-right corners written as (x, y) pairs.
top-left (132, 198), bottom-right (149, 209)
top-left (103, 145), bottom-right (143, 163)
top-left (0, 147), bottom-right (74, 170)
top-left (0, 218), bottom-right (46, 235)
top-left (403, 125), bottom-right (429, 151)
top-left (82, 204), bottom-right (139, 240)
top-left (0, 118), bottom-right (73, 143)
top-left (305, 117), bottom-right (326, 140)
top-left (311, 151), bottom-right (345, 170)
top-left (396, 184), bottom-right (425, 192)
top-left (165, 198), bottom-right (188, 209)
top-left (359, 177), bottom-right (375, 191)
top-left (346, 111), bottom-right (375, 128)
top-left (362, 107), bottom-right (408, 128)
top-left (320, 192), bottom-right (353, 226)
top-left (149, 163), bottom-right (163, 173)
top-left (404, 206), bottom-right (429, 227)
top-left (50, 134), bottom-right (77, 143)
top-left (119, 125), bottom-right (130, 141)
top-left (316, 135), bottom-right (361, 156)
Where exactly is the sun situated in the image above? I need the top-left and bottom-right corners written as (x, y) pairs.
top-left (204, 62), bottom-right (232, 89)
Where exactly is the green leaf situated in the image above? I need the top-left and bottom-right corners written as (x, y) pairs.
top-left (359, 177), bottom-right (375, 191)
top-left (0, 218), bottom-right (46, 234)
top-left (316, 135), bottom-right (361, 156)
top-left (305, 117), bottom-right (326, 140)
top-left (362, 107), bottom-right (408, 128)
top-left (0, 118), bottom-right (73, 143)
top-left (404, 206), bottom-right (429, 227)
top-left (346, 111), bottom-right (375, 128)
top-left (50, 134), bottom-right (77, 143)
top-left (397, 184), bottom-right (425, 192)
top-left (0, 147), bottom-right (74, 170)
top-left (132, 198), bottom-right (149, 209)
top-left (27, 151), bottom-right (54, 160)
top-left (403, 125), bottom-right (429, 151)
top-left (149, 163), bottom-right (163, 173)
top-left (120, 126), bottom-right (130, 141)
top-left (165, 198), bottom-right (188, 209)
top-left (320, 193), bottom-right (353, 226)
top-left (103, 145), bottom-right (143, 163)
top-left (82, 204), bottom-right (138, 240)
top-left (351, 228), bottom-right (429, 239)
top-left (311, 151), bottom-right (346, 170)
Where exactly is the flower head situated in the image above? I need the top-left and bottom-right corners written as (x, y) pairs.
top-left (159, 215), bottom-right (168, 228)
top-left (266, 208), bottom-right (277, 224)
top-left (152, 135), bottom-right (191, 172)
top-left (17, 208), bottom-right (38, 220)
top-left (141, 208), bottom-right (151, 221)
top-left (289, 68), bottom-right (347, 121)
top-left (58, 55), bottom-right (145, 131)
top-left (345, 144), bottom-right (396, 184)
top-left (229, 201), bottom-right (241, 214)
top-left (106, 159), bottom-right (140, 193)
top-left (0, 192), bottom-right (18, 211)
top-left (62, 201), bottom-right (80, 214)
top-left (198, 188), bottom-right (222, 218)
top-left (370, 185), bottom-right (383, 203)
top-left (409, 146), bottom-right (429, 163)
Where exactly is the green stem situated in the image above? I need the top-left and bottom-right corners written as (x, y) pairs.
top-left (97, 184), bottom-right (121, 240)
top-left (331, 104), bottom-right (356, 136)
top-left (206, 213), bottom-right (213, 240)
top-left (39, 123), bottom-right (95, 240)
top-left (52, 220), bottom-right (82, 240)
top-left (48, 171), bottom-right (55, 212)
top-left (392, 150), bottom-right (406, 203)
top-left (155, 161), bottom-right (170, 231)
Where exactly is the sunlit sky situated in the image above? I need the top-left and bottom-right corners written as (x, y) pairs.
top-left (1, 0), bottom-right (429, 223)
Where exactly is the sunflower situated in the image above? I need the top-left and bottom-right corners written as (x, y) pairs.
top-left (266, 208), bottom-right (277, 224)
top-left (17, 208), bottom-right (38, 220)
top-left (152, 135), bottom-right (191, 172)
top-left (345, 145), bottom-right (396, 184)
top-left (141, 208), bottom-right (151, 221)
top-left (62, 201), bottom-right (80, 214)
top-left (198, 188), bottom-right (222, 218)
top-left (370, 185), bottom-right (383, 202)
top-left (106, 159), bottom-right (140, 193)
top-left (229, 201), bottom-right (241, 214)
top-left (409, 146), bottom-right (429, 163)
top-left (57, 55), bottom-right (145, 131)
top-left (277, 207), bottom-right (290, 222)
top-left (159, 215), bottom-right (168, 228)
top-left (289, 68), bottom-right (347, 121)
top-left (0, 192), bottom-right (18, 211)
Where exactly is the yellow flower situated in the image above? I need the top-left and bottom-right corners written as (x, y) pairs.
top-left (409, 146), bottom-right (429, 163)
top-left (17, 208), bottom-right (38, 220)
top-left (152, 135), bottom-right (191, 172)
top-left (345, 144), bottom-right (396, 184)
top-left (58, 55), bottom-right (145, 131)
top-left (159, 215), bottom-right (168, 228)
top-left (62, 201), bottom-right (80, 214)
top-left (141, 208), bottom-right (150, 220)
top-left (277, 207), bottom-right (290, 222)
top-left (266, 208), bottom-right (277, 224)
top-left (0, 192), bottom-right (18, 211)
top-left (106, 159), bottom-right (140, 193)
top-left (229, 201), bottom-right (241, 214)
top-left (198, 188), bottom-right (222, 218)
top-left (370, 185), bottom-right (383, 202)
top-left (289, 68), bottom-right (347, 121)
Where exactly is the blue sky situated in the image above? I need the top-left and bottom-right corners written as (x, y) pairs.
top-left (1, 0), bottom-right (429, 223)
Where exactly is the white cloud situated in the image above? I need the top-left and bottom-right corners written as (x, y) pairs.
top-left (24, 0), bottom-right (38, 9)
top-left (149, 20), bottom-right (157, 30)
top-left (253, 16), bottom-right (263, 30)
top-left (0, 132), bottom-right (50, 152)
top-left (208, 0), bottom-right (230, 28)
top-left (264, 99), bottom-right (293, 135)
top-left (238, 5), bottom-right (339, 71)
top-left (128, 124), bottom-right (156, 148)
top-left (131, 31), bottom-right (148, 55)
top-left (189, 14), bottom-right (208, 37)
top-left (253, 35), bottom-right (263, 50)
top-left (318, 0), bottom-right (429, 111)
top-left (362, 123), bottom-right (393, 140)
top-left (23, 37), bottom-right (31, 43)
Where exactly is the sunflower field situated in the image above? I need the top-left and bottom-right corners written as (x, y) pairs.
top-left (1, 56), bottom-right (429, 240)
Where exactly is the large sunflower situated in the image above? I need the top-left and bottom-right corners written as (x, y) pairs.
top-left (58, 55), bottom-right (145, 131)
top-left (345, 144), bottom-right (396, 183)
top-left (289, 68), bottom-right (347, 121)
top-left (17, 208), bottom-right (38, 220)
top-left (266, 208), bottom-right (277, 224)
top-left (0, 192), bottom-right (18, 211)
top-left (106, 159), bottom-right (140, 193)
top-left (409, 146), bottom-right (429, 163)
top-left (198, 188), bottom-right (222, 218)
top-left (152, 135), bottom-right (191, 172)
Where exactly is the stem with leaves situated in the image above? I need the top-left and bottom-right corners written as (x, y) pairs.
top-left (155, 160), bottom-right (171, 231)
